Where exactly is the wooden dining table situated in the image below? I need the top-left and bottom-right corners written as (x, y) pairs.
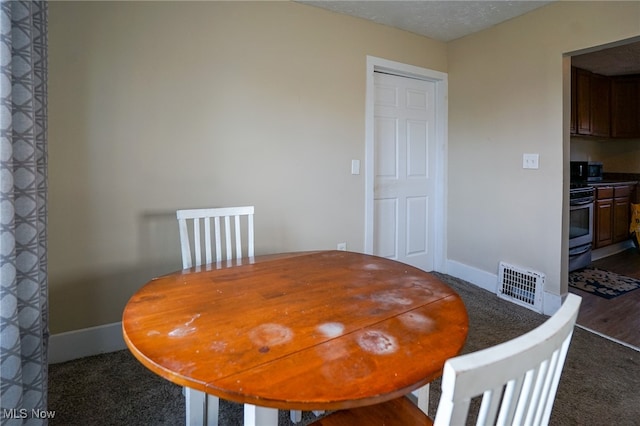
top-left (122, 250), bottom-right (468, 425)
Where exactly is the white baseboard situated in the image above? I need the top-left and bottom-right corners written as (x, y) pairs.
top-left (446, 259), bottom-right (563, 316)
top-left (446, 259), bottom-right (498, 293)
top-left (49, 322), bottom-right (126, 364)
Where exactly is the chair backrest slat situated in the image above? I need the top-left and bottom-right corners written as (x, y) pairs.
top-left (177, 218), bottom-right (192, 270)
top-left (204, 217), bottom-right (212, 265)
top-left (214, 216), bottom-right (222, 262)
top-left (193, 219), bottom-right (202, 267)
top-left (234, 214), bottom-right (242, 260)
top-left (224, 215), bottom-right (232, 261)
top-left (176, 206), bottom-right (255, 268)
top-left (247, 214), bottom-right (254, 257)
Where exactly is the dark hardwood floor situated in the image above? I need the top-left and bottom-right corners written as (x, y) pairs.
top-left (569, 247), bottom-right (640, 349)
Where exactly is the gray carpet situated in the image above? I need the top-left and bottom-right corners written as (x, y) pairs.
top-left (48, 273), bottom-right (640, 425)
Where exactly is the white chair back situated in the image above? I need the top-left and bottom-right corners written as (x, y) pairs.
top-left (176, 206), bottom-right (255, 269)
top-left (434, 293), bottom-right (582, 426)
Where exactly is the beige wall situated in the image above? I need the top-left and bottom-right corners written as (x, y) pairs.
top-left (447, 1), bottom-right (640, 301)
top-left (597, 139), bottom-right (640, 172)
top-left (571, 136), bottom-right (640, 172)
top-left (48, 1), bottom-right (447, 333)
top-left (49, 1), bottom-right (640, 333)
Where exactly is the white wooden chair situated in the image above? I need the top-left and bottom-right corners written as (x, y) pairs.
top-left (177, 206), bottom-right (255, 269)
top-left (176, 206), bottom-right (305, 425)
top-left (177, 206), bottom-right (255, 426)
top-left (312, 293), bottom-right (582, 426)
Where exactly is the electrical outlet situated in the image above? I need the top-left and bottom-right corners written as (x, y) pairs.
top-left (337, 242), bottom-right (347, 251)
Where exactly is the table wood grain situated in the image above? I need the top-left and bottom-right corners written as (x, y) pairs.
top-left (122, 251), bottom-right (468, 411)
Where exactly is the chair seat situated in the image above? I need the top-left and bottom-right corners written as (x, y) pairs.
top-left (311, 396), bottom-right (433, 426)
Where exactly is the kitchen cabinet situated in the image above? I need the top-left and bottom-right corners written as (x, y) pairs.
top-left (574, 68), bottom-right (591, 135)
top-left (594, 187), bottom-right (613, 248)
top-left (613, 185), bottom-right (631, 243)
top-left (571, 68), bottom-right (640, 138)
top-left (611, 76), bottom-right (640, 138)
top-left (590, 73), bottom-right (611, 137)
top-left (593, 184), bottom-right (635, 249)
top-left (570, 67), bottom-right (577, 135)
top-left (572, 68), bottom-right (610, 137)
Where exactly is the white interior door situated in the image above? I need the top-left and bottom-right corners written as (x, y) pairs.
top-left (373, 71), bottom-right (436, 271)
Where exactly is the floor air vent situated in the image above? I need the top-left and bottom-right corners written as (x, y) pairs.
top-left (497, 262), bottom-right (544, 312)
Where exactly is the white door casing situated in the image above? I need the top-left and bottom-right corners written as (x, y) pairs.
top-left (364, 56), bottom-right (448, 272)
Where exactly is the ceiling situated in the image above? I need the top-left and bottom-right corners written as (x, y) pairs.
top-left (572, 42), bottom-right (640, 76)
top-left (300, 1), bottom-right (554, 42)
top-left (299, 0), bottom-right (640, 76)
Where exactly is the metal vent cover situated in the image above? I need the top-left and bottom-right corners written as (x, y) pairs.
top-left (497, 262), bottom-right (544, 313)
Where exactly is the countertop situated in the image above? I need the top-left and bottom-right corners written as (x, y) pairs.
top-left (589, 180), bottom-right (638, 186)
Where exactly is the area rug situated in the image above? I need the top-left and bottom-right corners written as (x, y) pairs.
top-left (569, 268), bottom-right (640, 299)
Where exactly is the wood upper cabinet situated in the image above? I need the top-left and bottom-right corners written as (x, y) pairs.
top-left (570, 67), bottom-right (577, 135)
top-left (571, 67), bottom-right (640, 138)
top-left (572, 68), bottom-right (611, 137)
top-left (611, 76), bottom-right (640, 138)
top-left (590, 73), bottom-right (611, 137)
top-left (575, 68), bottom-right (592, 135)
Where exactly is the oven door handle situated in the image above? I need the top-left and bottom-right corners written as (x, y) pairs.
top-left (569, 244), bottom-right (591, 256)
top-left (570, 198), bottom-right (595, 206)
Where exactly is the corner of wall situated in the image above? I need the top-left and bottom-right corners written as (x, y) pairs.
top-left (542, 291), bottom-right (564, 316)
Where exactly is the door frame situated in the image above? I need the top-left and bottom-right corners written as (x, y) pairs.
top-left (364, 56), bottom-right (448, 272)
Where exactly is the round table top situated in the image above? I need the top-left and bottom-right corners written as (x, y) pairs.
top-left (122, 251), bottom-right (468, 411)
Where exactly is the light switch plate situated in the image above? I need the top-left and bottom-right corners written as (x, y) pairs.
top-left (351, 159), bottom-right (360, 175)
top-left (523, 153), bottom-right (539, 169)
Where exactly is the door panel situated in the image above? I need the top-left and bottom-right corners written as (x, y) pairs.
top-left (407, 120), bottom-right (428, 177)
top-left (373, 72), bottom-right (435, 271)
top-left (374, 198), bottom-right (397, 258)
top-left (406, 196), bottom-right (428, 256)
top-left (375, 117), bottom-right (398, 178)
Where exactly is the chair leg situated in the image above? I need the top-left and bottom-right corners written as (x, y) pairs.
top-left (291, 410), bottom-right (302, 423)
top-left (417, 383), bottom-right (430, 415)
top-left (207, 393), bottom-right (220, 425)
top-left (185, 387), bottom-right (219, 426)
top-left (244, 404), bottom-right (278, 426)
top-left (291, 409), bottom-right (324, 423)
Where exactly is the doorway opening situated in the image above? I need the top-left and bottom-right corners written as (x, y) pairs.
top-left (565, 36), bottom-right (640, 350)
